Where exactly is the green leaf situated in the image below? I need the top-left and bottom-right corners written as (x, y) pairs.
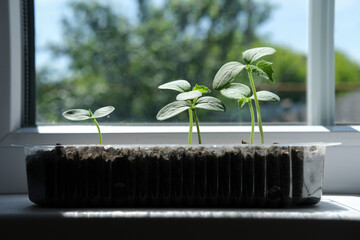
top-left (156, 101), bottom-right (191, 121)
top-left (238, 98), bottom-right (249, 108)
top-left (62, 109), bottom-right (91, 121)
top-left (220, 83), bottom-right (251, 100)
top-left (195, 96), bottom-right (226, 112)
top-left (92, 106), bottom-right (115, 118)
top-left (250, 91), bottom-right (280, 102)
top-left (213, 61), bottom-right (245, 90)
top-left (158, 80), bottom-right (191, 92)
top-left (176, 90), bottom-right (202, 101)
top-left (248, 65), bottom-right (271, 82)
top-left (243, 47), bottom-right (276, 64)
top-left (256, 60), bottom-right (274, 82)
top-left (192, 84), bottom-right (211, 93)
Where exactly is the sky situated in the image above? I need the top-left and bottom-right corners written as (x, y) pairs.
top-left (34, 0), bottom-right (360, 70)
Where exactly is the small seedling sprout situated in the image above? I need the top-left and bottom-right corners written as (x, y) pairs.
top-left (62, 106), bottom-right (115, 144)
top-left (213, 47), bottom-right (280, 144)
top-left (156, 80), bottom-right (225, 144)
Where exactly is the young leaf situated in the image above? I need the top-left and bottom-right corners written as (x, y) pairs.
top-left (176, 90), bottom-right (202, 101)
top-left (220, 83), bottom-right (251, 100)
top-left (195, 96), bottom-right (226, 112)
top-left (256, 60), bottom-right (274, 82)
top-left (192, 84), bottom-right (211, 93)
top-left (92, 106), bottom-right (115, 118)
top-left (248, 65), bottom-right (271, 82)
top-left (158, 80), bottom-right (191, 92)
top-left (156, 101), bottom-right (191, 120)
top-left (250, 91), bottom-right (280, 102)
top-left (213, 61), bottom-right (245, 90)
top-left (238, 98), bottom-right (249, 108)
top-left (62, 109), bottom-right (91, 121)
top-left (243, 47), bottom-right (276, 64)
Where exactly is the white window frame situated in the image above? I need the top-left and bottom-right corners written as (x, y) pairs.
top-left (1, 0), bottom-right (360, 194)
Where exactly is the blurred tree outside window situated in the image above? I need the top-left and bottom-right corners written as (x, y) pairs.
top-left (35, 0), bottom-right (316, 124)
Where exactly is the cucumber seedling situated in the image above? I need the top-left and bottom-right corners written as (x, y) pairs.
top-left (62, 106), bottom-right (115, 144)
top-left (156, 80), bottom-right (225, 144)
top-left (213, 47), bottom-right (280, 144)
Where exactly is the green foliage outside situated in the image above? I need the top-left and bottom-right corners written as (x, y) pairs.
top-left (36, 0), bottom-right (360, 124)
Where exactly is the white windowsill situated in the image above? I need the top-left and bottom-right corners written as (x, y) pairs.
top-left (1, 124), bottom-right (358, 147)
top-left (1, 194), bottom-right (360, 239)
top-left (0, 194), bottom-right (359, 220)
top-left (14, 125), bottom-right (360, 134)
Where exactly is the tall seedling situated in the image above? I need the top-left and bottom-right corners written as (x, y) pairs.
top-left (156, 80), bottom-right (225, 144)
top-left (213, 47), bottom-right (280, 144)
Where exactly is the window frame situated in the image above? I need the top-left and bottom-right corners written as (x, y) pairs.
top-left (307, 0), bottom-right (335, 125)
top-left (1, 0), bottom-right (360, 194)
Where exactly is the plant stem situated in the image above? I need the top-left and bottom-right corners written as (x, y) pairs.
top-left (91, 118), bottom-right (102, 144)
top-left (246, 67), bottom-right (264, 144)
top-left (248, 101), bottom-right (255, 144)
top-left (188, 109), bottom-right (193, 145)
top-left (89, 109), bottom-right (102, 144)
top-left (193, 109), bottom-right (202, 144)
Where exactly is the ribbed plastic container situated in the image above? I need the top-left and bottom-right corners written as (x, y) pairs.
top-left (24, 143), bottom-right (339, 207)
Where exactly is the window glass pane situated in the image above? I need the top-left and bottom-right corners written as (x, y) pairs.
top-left (35, 0), bottom-right (308, 124)
top-left (335, 0), bottom-right (360, 124)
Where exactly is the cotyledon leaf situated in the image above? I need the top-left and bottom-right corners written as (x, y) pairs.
top-left (220, 83), bottom-right (251, 100)
top-left (92, 106), bottom-right (115, 118)
top-left (156, 101), bottom-right (191, 120)
top-left (213, 61), bottom-right (245, 90)
top-left (243, 47), bottom-right (276, 64)
top-left (158, 80), bottom-right (191, 92)
top-left (250, 91), bottom-right (280, 102)
top-left (176, 90), bottom-right (202, 101)
top-left (195, 96), bottom-right (226, 112)
top-left (62, 109), bottom-right (91, 121)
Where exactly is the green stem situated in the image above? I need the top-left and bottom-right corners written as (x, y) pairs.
top-left (91, 118), bottom-right (102, 144)
top-left (89, 109), bottom-right (102, 144)
top-left (246, 67), bottom-right (264, 144)
top-left (188, 109), bottom-right (193, 145)
top-left (248, 101), bottom-right (255, 144)
top-left (193, 109), bottom-right (202, 144)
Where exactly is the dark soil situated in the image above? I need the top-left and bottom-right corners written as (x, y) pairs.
top-left (25, 145), bottom-right (324, 207)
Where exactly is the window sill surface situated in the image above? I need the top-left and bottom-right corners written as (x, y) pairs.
top-left (15, 125), bottom-right (360, 134)
top-left (2, 125), bottom-right (360, 147)
top-left (1, 194), bottom-right (360, 239)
